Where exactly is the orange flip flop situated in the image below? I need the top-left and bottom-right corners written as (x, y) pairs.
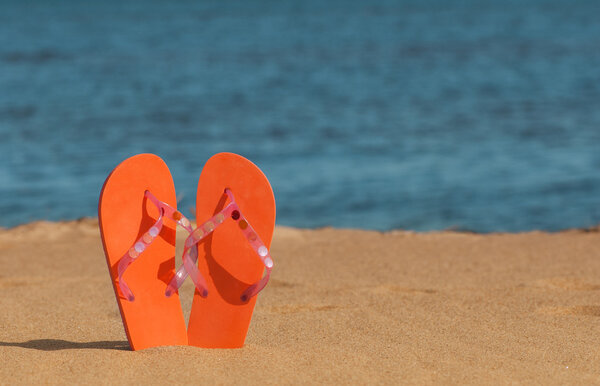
top-left (98, 154), bottom-right (187, 350)
top-left (184, 152), bottom-right (276, 348)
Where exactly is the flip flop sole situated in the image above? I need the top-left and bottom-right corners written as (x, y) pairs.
top-left (188, 152), bottom-right (276, 348)
top-left (99, 154), bottom-right (187, 350)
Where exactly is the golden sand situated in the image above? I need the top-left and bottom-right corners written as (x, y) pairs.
top-left (1, 219), bottom-right (600, 384)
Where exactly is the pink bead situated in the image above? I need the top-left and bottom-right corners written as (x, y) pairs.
top-left (134, 242), bottom-right (145, 253)
top-left (193, 228), bottom-right (204, 240)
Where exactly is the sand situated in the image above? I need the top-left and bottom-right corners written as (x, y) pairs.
top-left (1, 219), bottom-right (600, 384)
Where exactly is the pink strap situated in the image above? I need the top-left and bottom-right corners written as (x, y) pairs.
top-left (117, 191), bottom-right (201, 301)
top-left (166, 189), bottom-right (273, 301)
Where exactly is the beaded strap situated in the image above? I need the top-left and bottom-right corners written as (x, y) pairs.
top-left (165, 188), bottom-right (273, 301)
top-left (118, 191), bottom-right (197, 301)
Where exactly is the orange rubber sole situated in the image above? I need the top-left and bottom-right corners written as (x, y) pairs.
top-left (188, 152), bottom-right (276, 348)
top-left (98, 154), bottom-right (187, 350)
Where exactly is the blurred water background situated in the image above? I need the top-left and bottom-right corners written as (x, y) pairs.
top-left (1, 0), bottom-right (600, 232)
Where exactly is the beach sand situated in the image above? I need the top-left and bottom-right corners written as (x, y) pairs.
top-left (1, 219), bottom-right (600, 384)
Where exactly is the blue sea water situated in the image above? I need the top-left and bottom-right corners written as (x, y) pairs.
top-left (1, 0), bottom-right (600, 232)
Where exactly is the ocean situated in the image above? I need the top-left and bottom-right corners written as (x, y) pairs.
top-left (1, 0), bottom-right (600, 232)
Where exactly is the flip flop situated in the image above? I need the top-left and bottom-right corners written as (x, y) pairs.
top-left (186, 152), bottom-right (276, 348)
top-left (98, 154), bottom-right (188, 350)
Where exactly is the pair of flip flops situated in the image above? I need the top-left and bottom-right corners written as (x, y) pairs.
top-left (98, 153), bottom-right (276, 350)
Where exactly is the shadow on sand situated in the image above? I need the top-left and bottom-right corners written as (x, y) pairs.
top-left (0, 339), bottom-right (130, 351)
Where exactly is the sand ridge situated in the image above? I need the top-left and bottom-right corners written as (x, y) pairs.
top-left (1, 220), bottom-right (600, 384)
